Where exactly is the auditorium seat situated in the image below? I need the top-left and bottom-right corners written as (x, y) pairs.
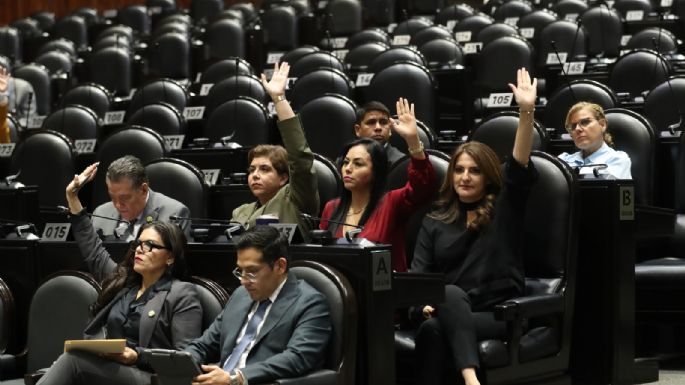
top-left (396, 152), bottom-right (578, 385)
top-left (453, 14), bottom-right (494, 42)
top-left (517, 10), bottom-right (557, 48)
top-left (345, 28), bottom-right (390, 49)
top-left (128, 78), bottom-right (189, 115)
top-left (552, 0), bottom-right (588, 21)
top-left (343, 41), bottom-right (389, 72)
top-left (435, 3), bottom-right (476, 25)
top-left (61, 83), bottom-right (111, 119)
top-left (537, 20), bottom-right (587, 68)
top-left (189, 276), bottom-right (228, 328)
top-left (203, 97), bottom-right (270, 146)
top-left (643, 76), bottom-right (685, 135)
top-left (368, 46), bottom-right (426, 73)
top-left (88, 46), bottom-right (132, 96)
top-left (96, 25), bottom-right (135, 46)
top-left (41, 105), bottom-right (101, 141)
top-left (10, 130), bottom-right (75, 208)
top-left (475, 22), bottom-right (521, 47)
top-left (626, 28), bottom-right (678, 54)
top-left (145, 158), bottom-right (207, 219)
top-left (492, 0), bottom-right (533, 22)
top-left (0, 27), bottom-right (22, 65)
top-left (117, 5), bottom-right (151, 36)
top-left (0, 272), bottom-right (100, 385)
top-left (468, 111), bottom-right (548, 162)
top-left (37, 39), bottom-right (77, 63)
top-left (289, 51), bottom-right (346, 78)
top-left (608, 50), bottom-right (670, 100)
top-left (191, 0), bottom-right (225, 25)
top-left (205, 75), bottom-right (268, 115)
top-left (544, 79), bottom-right (618, 137)
top-left (147, 32), bottom-right (191, 80)
top-left (409, 25), bottom-right (454, 48)
top-left (280, 46), bottom-right (320, 66)
top-left (418, 38), bottom-right (464, 69)
top-left (298, 93), bottom-right (358, 161)
top-left (34, 51), bottom-right (73, 77)
top-left (290, 68), bottom-right (354, 109)
top-left (205, 18), bottom-right (245, 61)
top-left (0, 277), bottom-right (15, 355)
top-left (393, 18), bottom-right (432, 37)
top-left (313, 154), bottom-right (342, 214)
top-left (580, 6), bottom-right (622, 59)
top-left (13, 63), bottom-right (51, 116)
top-left (127, 102), bottom-right (186, 137)
top-left (262, 5), bottom-right (299, 51)
top-left (199, 58), bottom-right (253, 84)
top-left (53, 14), bottom-right (88, 51)
top-left (322, 0), bottom-right (363, 36)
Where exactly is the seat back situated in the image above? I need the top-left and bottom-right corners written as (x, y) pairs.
top-left (476, 23), bottom-right (520, 47)
top-left (204, 97), bottom-right (270, 145)
top-left (148, 32), bottom-right (191, 80)
top-left (93, 126), bottom-right (167, 207)
top-left (469, 111), bottom-right (547, 162)
top-left (26, 272), bottom-right (100, 372)
top-left (11, 130), bottom-right (75, 208)
top-left (537, 20), bottom-right (587, 67)
top-left (205, 18), bottom-right (245, 60)
top-left (368, 46), bottom-right (426, 73)
top-left (388, 118), bottom-right (436, 152)
top-left (0, 27), bottom-right (22, 63)
top-left (324, 0), bottom-right (362, 35)
top-left (97, 25), bottom-right (134, 45)
top-left (42, 105), bottom-right (101, 141)
top-left (345, 28), bottom-right (390, 49)
top-left (393, 19), bottom-right (432, 36)
top-left (0, 277), bottom-right (15, 354)
top-left (263, 5), bottom-right (298, 51)
top-left (476, 36), bottom-right (533, 96)
top-left (200, 58), bottom-right (253, 84)
top-left (643, 76), bottom-right (685, 134)
top-left (34, 50), bottom-right (73, 76)
top-left (418, 38), bottom-right (464, 69)
top-left (313, 154), bottom-right (342, 214)
top-left (290, 51), bottom-right (346, 78)
top-left (344, 41), bottom-right (389, 72)
top-left (280, 46), bottom-right (320, 66)
top-left (608, 49), bottom-right (670, 98)
top-left (605, 108), bottom-right (655, 204)
top-left (54, 15), bottom-right (88, 50)
top-left (410, 25), bottom-right (454, 48)
top-left (366, 62), bottom-right (437, 133)
top-left (493, 0), bottom-right (533, 21)
top-left (61, 83), bottom-right (111, 119)
top-left (299, 93), bottom-right (358, 161)
top-left (191, 0), bottom-right (225, 24)
top-left (205, 75), bottom-right (267, 114)
top-left (454, 14), bottom-right (494, 41)
top-left (189, 276), bottom-right (228, 331)
top-left (89, 46), bottom-right (132, 96)
top-left (14, 63), bottom-right (51, 116)
top-left (128, 102), bottom-right (186, 137)
top-left (129, 79), bottom-right (188, 115)
top-left (626, 27), bottom-right (677, 54)
top-left (118, 5), bottom-right (151, 36)
top-left (290, 68), bottom-right (354, 109)
top-left (544, 79), bottom-right (618, 136)
top-left (7, 114), bottom-right (20, 142)
top-left (37, 38), bottom-right (77, 62)
top-left (580, 6), bottom-right (622, 58)
top-left (517, 10), bottom-right (557, 48)
top-left (552, 0), bottom-right (588, 20)
top-left (290, 260), bottom-right (357, 384)
top-left (145, 158), bottom-right (207, 218)
top-left (436, 3), bottom-right (476, 25)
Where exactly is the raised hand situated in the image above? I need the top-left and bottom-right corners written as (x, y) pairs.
top-left (66, 162), bottom-right (99, 196)
top-left (390, 98), bottom-right (418, 140)
top-left (0, 67), bottom-right (9, 96)
top-left (508, 67), bottom-right (537, 111)
top-left (260, 62), bottom-right (289, 99)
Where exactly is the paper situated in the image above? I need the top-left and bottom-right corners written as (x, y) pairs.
top-left (64, 339), bottom-right (126, 354)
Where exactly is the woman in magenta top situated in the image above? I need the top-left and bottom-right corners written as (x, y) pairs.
top-left (319, 98), bottom-right (436, 271)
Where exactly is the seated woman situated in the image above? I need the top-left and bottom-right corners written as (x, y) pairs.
top-left (319, 98), bottom-right (436, 272)
top-left (411, 68), bottom-right (538, 385)
top-left (558, 101), bottom-right (632, 179)
top-left (36, 164), bottom-right (202, 385)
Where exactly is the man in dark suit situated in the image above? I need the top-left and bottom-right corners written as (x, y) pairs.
top-left (354, 100), bottom-right (406, 165)
top-left (75, 156), bottom-right (190, 241)
top-left (185, 226), bottom-right (331, 385)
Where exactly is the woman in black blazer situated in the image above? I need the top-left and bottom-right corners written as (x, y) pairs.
top-left (36, 164), bottom-right (203, 385)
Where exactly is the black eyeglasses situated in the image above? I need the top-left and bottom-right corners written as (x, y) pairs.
top-left (131, 239), bottom-right (169, 253)
top-left (565, 117), bottom-right (596, 132)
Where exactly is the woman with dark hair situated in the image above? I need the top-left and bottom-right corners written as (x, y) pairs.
top-left (558, 101), bottom-right (632, 179)
top-left (319, 98), bottom-right (437, 272)
top-left (36, 164), bottom-right (202, 385)
top-left (411, 68), bottom-right (538, 385)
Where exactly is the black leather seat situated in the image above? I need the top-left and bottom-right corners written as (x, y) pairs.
top-left (289, 52), bottom-right (346, 78)
top-left (88, 46), bottom-right (132, 96)
top-left (613, 0), bottom-right (653, 19)
top-left (0, 277), bottom-right (15, 355)
top-left (0, 27), bottom-right (22, 65)
top-left (280, 46), bottom-right (320, 66)
top-left (188, 276), bottom-right (229, 330)
top-left (35, 50), bottom-right (73, 77)
top-left (626, 27), bottom-right (678, 54)
top-left (418, 38), bottom-right (464, 69)
top-left (475, 36), bottom-right (533, 105)
top-left (469, 111), bottom-right (548, 162)
top-left (199, 58), bottom-right (253, 84)
top-left (41, 105), bottom-right (101, 141)
top-left (96, 25), bottom-right (135, 46)
top-left (435, 3), bottom-right (476, 25)
top-left (117, 5), bottom-right (151, 36)
top-left (263, 5), bottom-right (299, 51)
top-left (205, 18), bottom-right (245, 60)
top-left (313, 154), bottom-right (342, 214)
top-left (552, 0), bottom-right (588, 20)
top-left (205, 75), bottom-right (268, 115)
top-left (343, 41), bottom-right (389, 72)
top-left (322, 0), bottom-right (362, 36)
top-left (368, 46), bottom-right (426, 73)
top-left (92, 35), bottom-right (132, 53)
top-left (0, 272), bottom-right (100, 384)
top-left (388, 118), bottom-right (436, 153)
top-left (191, 0), bottom-right (225, 24)
top-left (148, 32), bottom-right (191, 80)
top-left (10, 130), bottom-right (75, 208)
top-left (608, 49), bottom-right (671, 99)
top-left (393, 19), bottom-right (432, 37)
top-left (492, 0), bottom-right (533, 22)
top-left (298, 93), bottom-right (358, 161)
top-left (580, 6), bottom-right (623, 59)
top-left (345, 28), bottom-right (390, 49)
top-left (476, 22), bottom-right (520, 47)
top-left (517, 10), bottom-right (557, 48)
top-left (145, 158), bottom-right (207, 219)
top-left (203, 97), bottom-right (270, 146)
top-left (37, 39), bottom-right (77, 63)
top-left (544, 79), bottom-right (618, 137)
top-left (13, 63), bottom-right (51, 116)
top-left (290, 68), bottom-right (354, 109)
top-left (53, 14), bottom-right (88, 51)
top-left (409, 25), bottom-right (454, 48)
top-left (537, 20), bottom-right (587, 68)
top-left (61, 83), bottom-right (111, 119)
top-left (128, 79), bottom-right (188, 115)
top-left (127, 102), bottom-right (186, 137)
top-left (643, 76), bottom-right (685, 135)
top-left (453, 14), bottom-right (494, 42)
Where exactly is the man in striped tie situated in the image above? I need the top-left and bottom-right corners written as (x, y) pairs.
top-left (185, 226), bottom-right (332, 385)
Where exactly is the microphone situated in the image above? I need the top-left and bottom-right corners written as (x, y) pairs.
top-left (550, 40), bottom-right (578, 103)
top-left (574, 163), bottom-right (612, 179)
top-left (300, 213), bottom-right (364, 242)
top-left (3, 169), bottom-right (23, 188)
top-left (24, 91), bottom-right (32, 129)
top-left (173, 215), bottom-right (245, 242)
top-left (649, 34), bottom-right (683, 135)
top-left (57, 205), bottom-right (131, 239)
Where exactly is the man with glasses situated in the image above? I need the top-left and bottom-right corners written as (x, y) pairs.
top-left (184, 226), bottom-right (331, 385)
top-left (69, 156), bottom-right (190, 241)
top-left (231, 62), bottom-right (319, 240)
top-left (354, 101), bottom-right (406, 165)
top-left (557, 102), bottom-right (632, 179)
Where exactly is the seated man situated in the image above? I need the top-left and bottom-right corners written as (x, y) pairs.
top-left (231, 62), bottom-right (318, 240)
top-left (0, 55), bottom-right (36, 143)
top-left (74, 155), bottom-right (190, 241)
top-left (185, 225), bottom-right (332, 385)
top-left (354, 101), bottom-right (405, 165)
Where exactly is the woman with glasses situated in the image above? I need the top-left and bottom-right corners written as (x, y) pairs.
top-left (36, 166), bottom-right (202, 385)
top-left (558, 102), bottom-right (632, 179)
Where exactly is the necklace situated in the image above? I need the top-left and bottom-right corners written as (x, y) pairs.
top-left (346, 206), bottom-right (366, 216)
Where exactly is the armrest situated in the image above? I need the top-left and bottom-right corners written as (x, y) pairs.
top-left (0, 353), bottom-right (23, 380)
top-left (494, 293), bottom-right (564, 322)
top-left (24, 371), bottom-right (45, 385)
top-left (272, 369), bottom-right (338, 385)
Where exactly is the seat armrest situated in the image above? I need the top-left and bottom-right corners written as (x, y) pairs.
top-left (0, 353), bottom-right (23, 380)
top-left (494, 293), bottom-right (564, 321)
top-left (272, 369), bottom-right (338, 385)
top-left (24, 371), bottom-right (46, 385)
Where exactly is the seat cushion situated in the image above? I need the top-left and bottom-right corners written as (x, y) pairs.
top-left (479, 339), bottom-right (509, 368)
top-left (519, 326), bottom-right (559, 362)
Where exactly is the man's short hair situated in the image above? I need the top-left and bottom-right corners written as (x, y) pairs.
top-left (106, 155), bottom-right (148, 188)
top-left (236, 225), bottom-right (289, 266)
top-left (248, 145), bottom-right (289, 177)
top-left (0, 56), bottom-right (11, 72)
top-left (356, 101), bottom-right (391, 125)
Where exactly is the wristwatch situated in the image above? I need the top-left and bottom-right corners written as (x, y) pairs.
top-left (229, 372), bottom-right (240, 385)
top-left (273, 94), bottom-right (287, 104)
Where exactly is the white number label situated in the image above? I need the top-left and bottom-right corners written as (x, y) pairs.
top-left (163, 135), bottom-right (185, 150)
top-left (195, 72), bottom-right (202, 83)
top-left (487, 93), bottom-right (513, 108)
top-left (330, 37), bottom-right (347, 48)
top-left (504, 17), bottom-right (519, 26)
top-left (183, 106), bottom-right (205, 120)
top-left (104, 110), bottom-right (126, 125)
top-left (446, 20), bottom-right (457, 30)
top-left (455, 31), bottom-right (472, 42)
top-left (28, 115), bottom-right (45, 129)
top-left (392, 34), bottom-right (411, 45)
top-left (148, 6), bottom-right (162, 15)
top-left (546, 52), bottom-right (568, 65)
top-left (332, 49), bottom-right (349, 60)
top-left (661, 0), bottom-right (673, 7)
top-left (73, 139), bottom-right (96, 154)
top-left (269, 223), bottom-right (297, 244)
top-left (202, 169), bottom-right (220, 186)
top-left (0, 143), bottom-right (15, 157)
top-left (564, 13), bottom-right (579, 21)
top-left (620, 49), bottom-right (631, 56)
top-left (42, 223), bottom-right (71, 241)
top-left (563, 61), bottom-right (586, 75)
top-left (318, 0), bottom-right (328, 9)
top-left (520, 28), bottom-right (535, 38)
top-left (200, 83), bottom-right (213, 96)
top-left (103, 9), bottom-right (117, 18)
top-left (626, 10), bottom-right (644, 21)
top-left (266, 52), bottom-right (284, 64)
top-left (606, 0), bottom-right (615, 7)
top-left (387, 23), bottom-right (397, 33)
top-left (286, 77), bottom-right (297, 90)
top-left (267, 102), bottom-right (276, 116)
top-left (621, 35), bottom-right (632, 46)
top-left (356, 73), bottom-right (374, 87)
top-left (463, 42), bottom-right (482, 54)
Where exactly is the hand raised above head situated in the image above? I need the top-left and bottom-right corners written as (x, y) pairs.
top-left (260, 61), bottom-right (289, 99)
top-left (507, 67), bottom-right (537, 111)
top-left (390, 97), bottom-right (418, 140)
top-left (66, 162), bottom-right (99, 195)
top-left (0, 66), bottom-right (9, 95)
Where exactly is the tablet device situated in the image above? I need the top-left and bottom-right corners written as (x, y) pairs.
top-left (145, 349), bottom-right (201, 385)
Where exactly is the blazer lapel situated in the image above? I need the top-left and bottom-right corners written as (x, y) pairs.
top-left (142, 190), bottom-right (161, 224)
top-left (139, 288), bottom-right (170, 347)
top-left (221, 290), bottom-right (254, 360)
top-left (252, 274), bottom-right (298, 346)
top-left (83, 289), bottom-right (129, 339)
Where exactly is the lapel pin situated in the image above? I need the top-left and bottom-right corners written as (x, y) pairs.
top-left (146, 216), bottom-right (153, 223)
top-left (148, 310), bottom-right (156, 318)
